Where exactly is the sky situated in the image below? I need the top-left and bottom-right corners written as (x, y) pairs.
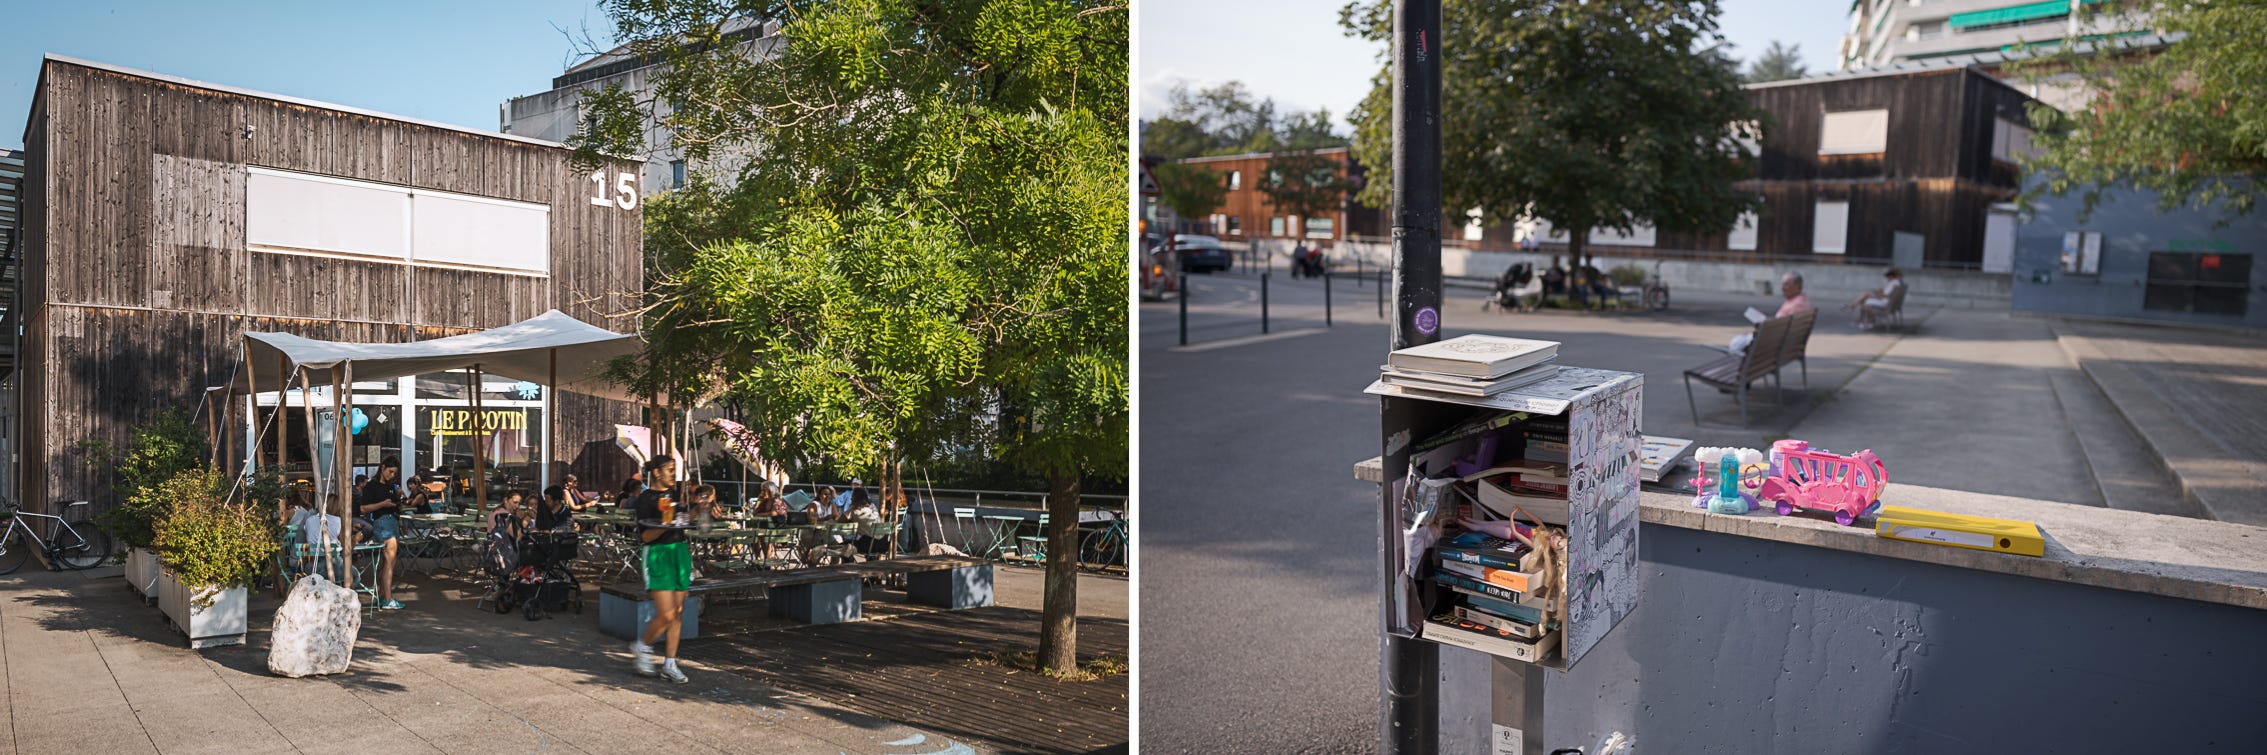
top-left (1, 0), bottom-right (614, 150)
top-left (1139, 0), bottom-right (1852, 122)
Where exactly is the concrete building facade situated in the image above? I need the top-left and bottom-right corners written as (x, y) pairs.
top-left (1840, 0), bottom-right (2154, 72)
top-left (501, 17), bottom-right (780, 195)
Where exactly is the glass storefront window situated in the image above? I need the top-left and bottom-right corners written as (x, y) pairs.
top-left (414, 405), bottom-right (546, 506)
top-left (415, 371), bottom-right (547, 403)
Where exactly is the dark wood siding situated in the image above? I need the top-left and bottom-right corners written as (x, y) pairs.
top-left (23, 60), bottom-right (645, 509)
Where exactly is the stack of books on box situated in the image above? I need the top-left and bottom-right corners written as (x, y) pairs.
top-left (1424, 531), bottom-right (1559, 662)
top-left (1381, 335), bottom-right (1561, 399)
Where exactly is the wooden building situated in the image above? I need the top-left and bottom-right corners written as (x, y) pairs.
top-left (1470, 64), bottom-right (2037, 272)
top-left (11, 55), bottom-right (647, 511)
top-left (1167, 148), bottom-right (1389, 244)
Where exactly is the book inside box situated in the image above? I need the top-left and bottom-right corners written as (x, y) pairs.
top-left (1375, 363), bottom-right (1643, 671)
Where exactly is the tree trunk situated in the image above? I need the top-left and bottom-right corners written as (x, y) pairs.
top-left (1037, 470), bottom-right (1081, 675)
top-left (1567, 229), bottom-right (1587, 271)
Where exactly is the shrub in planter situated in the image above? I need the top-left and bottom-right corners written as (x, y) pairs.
top-left (150, 469), bottom-right (279, 605)
top-left (89, 410), bottom-right (208, 557)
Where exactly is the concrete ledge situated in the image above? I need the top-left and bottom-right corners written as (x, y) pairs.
top-left (907, 564), bottom-right (995, 609)
top-left (598, 591), bottom-right (702, 640)
top-left (1356, 456), bottom-right (2267, 611)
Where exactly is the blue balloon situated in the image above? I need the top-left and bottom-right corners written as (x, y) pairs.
top-left (350, 407), bottom-right (370, 434)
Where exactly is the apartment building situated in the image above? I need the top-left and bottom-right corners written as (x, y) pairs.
top-left (1840, 0), bottom-right (2154, 72)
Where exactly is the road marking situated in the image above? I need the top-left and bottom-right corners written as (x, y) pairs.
top-left (1166, 327), bottom-right (1329, 353)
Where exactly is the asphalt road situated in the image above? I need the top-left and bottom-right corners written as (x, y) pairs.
top-left (1133, 273), bottom-right (2086, 753)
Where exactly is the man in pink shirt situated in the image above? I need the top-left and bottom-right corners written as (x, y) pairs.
top-left (1729, 272), bottom-right (1813, 354)
top-left (1773, 272), bottom-right (1813, 319)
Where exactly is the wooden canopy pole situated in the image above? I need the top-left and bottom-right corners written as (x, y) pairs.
top-left (274, 353), bottom-right (288, 472)
top-left (334, 364), bottom-right (355, 591)
top-left (242, 347), bottom-right (256, 477)
top-left (296, 367), bottom-right (332, 583)
top-left (547, 350), bottom-right (557, 490)
top-left (470, 365), bottom-right (487, 518)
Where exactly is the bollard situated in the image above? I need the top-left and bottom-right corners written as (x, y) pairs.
top-left (1325, 269), bottom-right (1334, 327)
top-left (1376, 271), bottom-right (1385, 318)
top-left (1261, 271), bottom-right (1271, 334)
top-left (1178, 269), bottom-right (1189, 346)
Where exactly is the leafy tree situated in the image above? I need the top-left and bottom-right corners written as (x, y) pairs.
top-left (1141, 80), bottom-right (1348, 159)
top-left (2012, 1), bottom-right (2267, 222)
top-left (1258, 150), bottom-right (1347, 235)
top-left (1341, 0), bottom-right (1763, 264)
top-left (1151, 161), bottom-right (1228, 229)
top-left (576, 0), bottom-right (1126, 676)
top-left (1745, 40), bottom-right (1808, 83)
top-left (86, 410), bottom-right (207, 552)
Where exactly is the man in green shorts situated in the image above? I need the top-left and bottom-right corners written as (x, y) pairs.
top-left (628, 455), bottom-right (700, 683)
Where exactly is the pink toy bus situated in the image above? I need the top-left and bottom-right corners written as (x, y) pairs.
top-left (1757, 446), bottom-right (1888, 526)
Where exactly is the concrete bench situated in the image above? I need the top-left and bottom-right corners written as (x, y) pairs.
top-left (835, 555), bottom-right (994, 610)
top-left (598, 568), bottom-right (865, 640)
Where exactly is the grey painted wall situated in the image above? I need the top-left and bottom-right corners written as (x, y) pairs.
top-left (1438, 524), bottom-right (2267, 752)
top-left (2012, 185), bottom-right (2267, 328)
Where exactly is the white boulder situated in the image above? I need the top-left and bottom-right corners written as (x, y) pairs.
top-left (267, 574), bottom-right (361, 677)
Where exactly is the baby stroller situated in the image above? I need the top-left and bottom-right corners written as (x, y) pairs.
top-left (479, 526), bottom-right (584, 620)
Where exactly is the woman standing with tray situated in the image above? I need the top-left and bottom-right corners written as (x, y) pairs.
top-left (627, 455), bottom-right (712, 684)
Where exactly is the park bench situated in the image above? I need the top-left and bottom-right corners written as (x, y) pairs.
top-left (599, 568), bottom-right (865, 640)
top-left (833, 555), bottom-right (995, 610)
top-left (1684, 309), bottom-right (1815, 426)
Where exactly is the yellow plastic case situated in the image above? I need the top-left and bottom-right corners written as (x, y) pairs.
top-left (1874, 505), bottom-right (2044, 557)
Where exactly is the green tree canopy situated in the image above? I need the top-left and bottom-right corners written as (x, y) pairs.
top-left (1141, 80), bottom-right (1348, 159)
top-left (1341, 0), bottom-right (1763, 262)
top-left (1151, 161), bottom-right (1229, 222)
top-left (575, 0), bottom-right (1126, 674)
top-left (1745, 40), bottom-right (1808, 84)
top-left (2013, 1), bottom-right (2267, 222)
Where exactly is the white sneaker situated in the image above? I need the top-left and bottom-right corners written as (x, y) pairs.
top-left (660, 662), bottom-right (688, 684)
top-left (631, 642), bottom-right (656, 677)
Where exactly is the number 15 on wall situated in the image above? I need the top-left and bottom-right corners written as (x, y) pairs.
top-left (589, 170), bottom-right (637, 210)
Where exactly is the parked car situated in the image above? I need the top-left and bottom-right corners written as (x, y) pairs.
top-left (1160, 234), bottom-right (1233, 274)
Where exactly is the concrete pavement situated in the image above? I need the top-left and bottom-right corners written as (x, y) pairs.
top-left (0, 562), bottom-right (1125, 754)
top-left (2053, 319), bottom-right (2267, 525)
top-left (1136, 275), bottom-right (2239, 752)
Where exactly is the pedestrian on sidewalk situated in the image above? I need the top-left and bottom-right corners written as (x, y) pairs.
top-left (630, 455), bottom-right (706, 683)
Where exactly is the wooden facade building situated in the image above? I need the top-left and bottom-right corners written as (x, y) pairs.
top-left (13, 55), bottom-right (647, 511)
top-left (1468, 65), bottom-right (2038, 272)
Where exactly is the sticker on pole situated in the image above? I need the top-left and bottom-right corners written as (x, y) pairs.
top-left (1414, 306), bottom-right (1439, 336)
top-left (1492, 724), bottom-right (1523, 755)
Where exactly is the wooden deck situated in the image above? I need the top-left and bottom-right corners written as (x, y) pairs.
top-left (680, 606), bottom-right (1130, 755)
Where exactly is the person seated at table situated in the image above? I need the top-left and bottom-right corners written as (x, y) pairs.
top-left (842, 489), bottom-right (887, 556)
top-left (619, 476), bottom-right (646, 506)
top-left (536, 485), bottom-right (576, 531)
top-left (809, 486), bottom-right (841, 523)
top-left (489, 490), bottom-right (530, 537)
top-left (749, 481), bottom-right (789, 520)
top-left (562, 474), bottom-right (597, 510)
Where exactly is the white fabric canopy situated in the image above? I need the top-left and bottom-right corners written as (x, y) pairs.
top-left (231, 309), bottom-right (648, 403)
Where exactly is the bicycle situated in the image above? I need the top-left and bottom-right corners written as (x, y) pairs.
top-left (1076, 507), bottom-right (1128, 575)
top-left (0, 500), bottom-right (114, 574)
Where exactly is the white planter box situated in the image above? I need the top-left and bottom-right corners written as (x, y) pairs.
top-left (124, 548), bottom-right (160, 602)
top-left (155, 567), bottom-right (247, 649)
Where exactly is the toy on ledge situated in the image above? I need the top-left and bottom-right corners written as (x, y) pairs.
top-left (1689, 446), bottom-right (1764, 513)
top-left (1757, 440), bottom-right (1889, 526)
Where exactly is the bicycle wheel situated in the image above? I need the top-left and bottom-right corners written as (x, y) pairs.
top-left (0, 527), bottom-right (28, 575)
top-left (54, 522), bottom-right (113, 570)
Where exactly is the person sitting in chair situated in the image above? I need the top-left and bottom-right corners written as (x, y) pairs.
top-left (749, 481), bottom-right (789, 520)
top-left (1845, 267), bottom-right (1905, 330)
top-left (1540, 256), bottom-right (1568, 298)
top-left (537, 485), bottom-right (576, 531)
top-left (1728, 272), bottom-right (1814, 355)
top-left (843, 489), bottom-right (887, 556)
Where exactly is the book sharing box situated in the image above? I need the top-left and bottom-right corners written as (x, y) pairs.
top-left (1372, 360), bottom-right (1646, 670)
